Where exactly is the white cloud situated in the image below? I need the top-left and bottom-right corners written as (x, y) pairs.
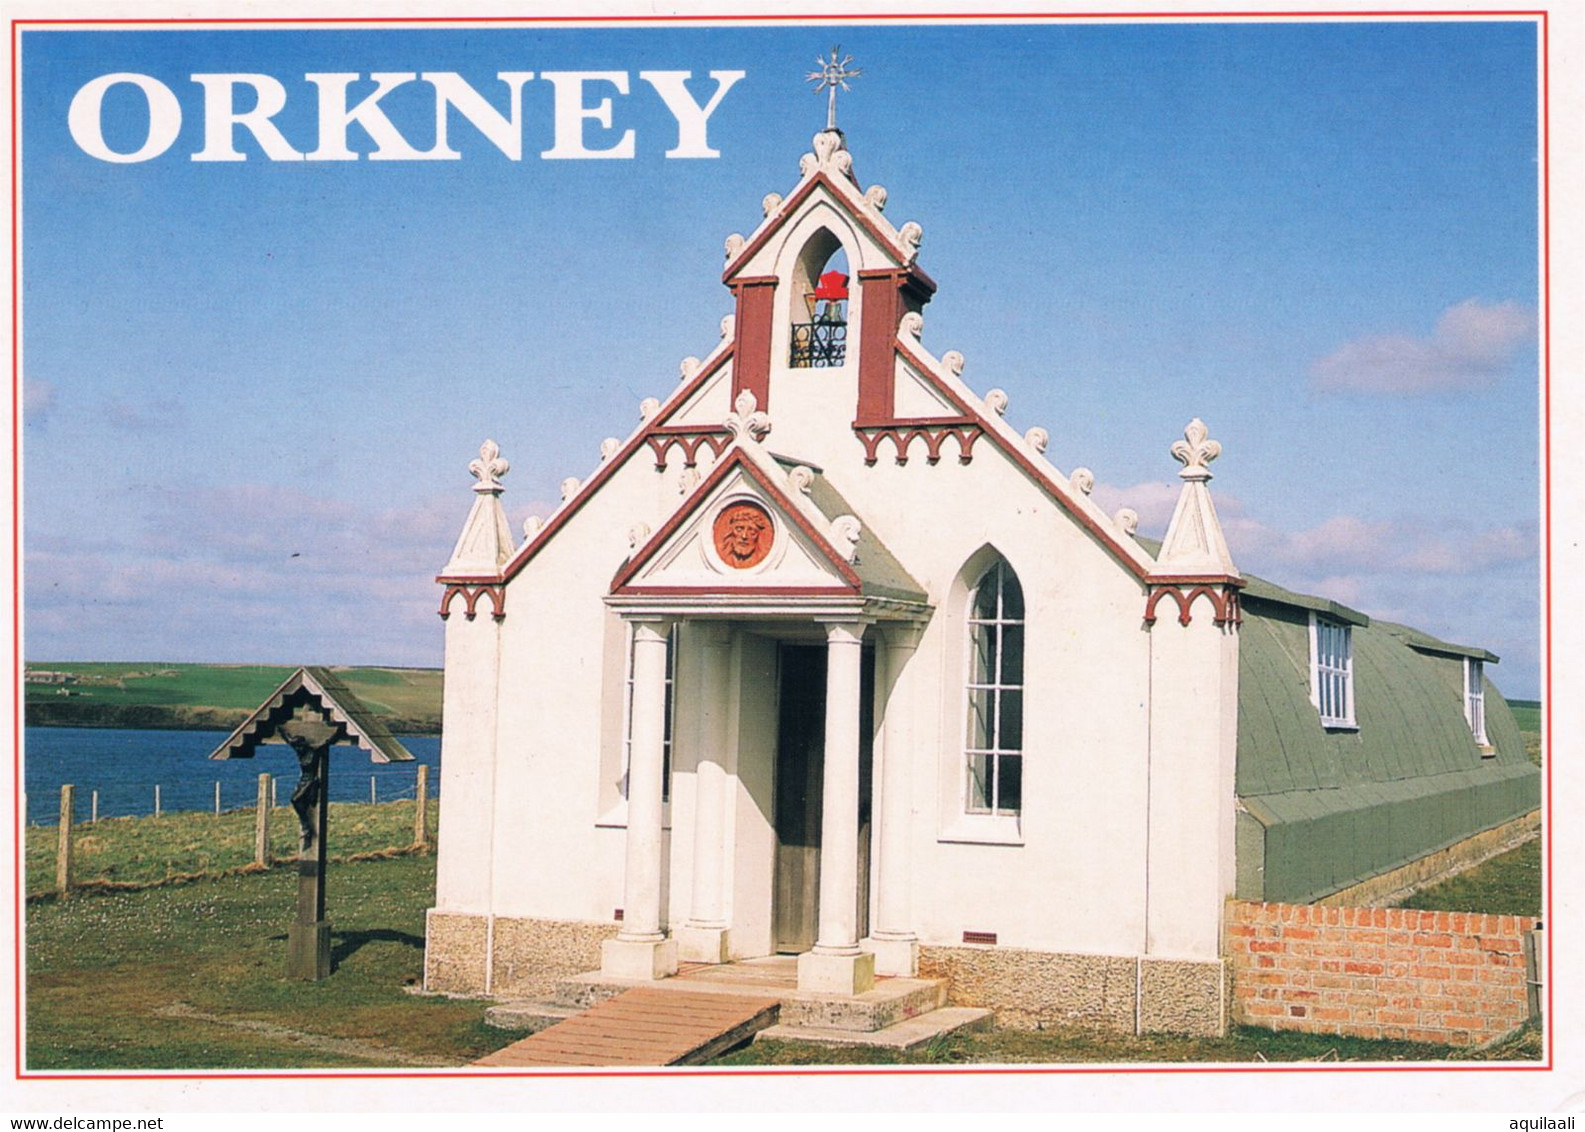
top-left (1311, 299), bottom-right (1535, 394)
top-left (23, 379), bottom-right (55, 423)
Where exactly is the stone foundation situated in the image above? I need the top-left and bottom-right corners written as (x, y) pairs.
top-left (919, 944), bottom-right (1225, 1036)
top-left (423, 910), bottom-right (621, 997)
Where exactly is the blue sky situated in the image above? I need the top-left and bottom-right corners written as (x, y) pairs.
top-left (19, 19), bottom-right (1543, 696)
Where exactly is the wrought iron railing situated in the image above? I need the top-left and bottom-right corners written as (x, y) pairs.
top-left (790, 320), bottom-right (847, 368)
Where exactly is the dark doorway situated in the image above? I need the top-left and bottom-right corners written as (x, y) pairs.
top-left (772, 644), bottom-right (874, 953)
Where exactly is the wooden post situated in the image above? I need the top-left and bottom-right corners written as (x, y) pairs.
top-left (370, 775), bottom-right (376, 805)
top-left (1525, 927), bottom-right (1544, 1023)
top-left (215, 780), bottom-right (222, 815)
top-left (287, 742), bottom-right (332, 980)
top-left (90, 790), bottom-right (98, 824)
top-left (154, 784), bottom-right (161, 818)
top-left (413, 765), bottom-right (430, 848)
top-left (255, 773), bottom-right (271, 868)
top-left (56, 785), bottom-right (75, 897)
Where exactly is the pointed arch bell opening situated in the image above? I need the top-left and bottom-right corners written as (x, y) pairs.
top-left (788, 227), bottom-right (849, 368)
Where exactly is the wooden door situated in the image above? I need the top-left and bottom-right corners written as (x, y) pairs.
top-left (772, 644), bottom-right (875, 954)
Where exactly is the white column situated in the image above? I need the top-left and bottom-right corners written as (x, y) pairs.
top-left (865, 623), bottom-right (922, 975)
top-left (798, 618), bottom-right (876, 994)
top-left (677, 622), bottom-right (734, 963)
top-left (602, 616), bottom-right (679, 980)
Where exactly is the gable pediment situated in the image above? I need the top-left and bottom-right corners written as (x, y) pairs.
top-left (612, 449), bottom-right (860, 597)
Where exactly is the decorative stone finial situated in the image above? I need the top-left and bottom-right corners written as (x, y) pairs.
top-left (725, 389), bottom-right (772, 444)
top-left (1071, 467), bottom-right (1095, 495)
top-left (720, 313), bottom-right (734, 340)
top-left (762, 192), bottom-right (783, 217)
top-left (788, 465), bottom-right (815, 494)
top-left (1171, 418), bottom-right (1221, 482)
top-left (468, 439), bottom-right (510, 493)
top-left (942, 350), bottom-right (964, 376)
top-left (628, 522), bottom-right (651, 552)
top-left (1025, 426), bottom-right (1049, 454)
top-left (898, 221), bottom-right (923, 259)
top-left (724, 233), bottom-right (745, 262)
top-left (680, 356), bottom-right (701, 382)
top-left (900, 311), bottom-right (924, 340)
top-left (1115, 508), bottom-right (1139, 537)
top-left (830, 515), bottom-right (862, 562)
top-left (559, 477), bottom-right (581, 502)
top-left (523, 515), bottom-right (544, 539)
top-left (985, 389), bottom-right (1009, 417)
top-left (679, 467), bottom-right (701, 495)
top-left (864, 184), bottom-right (888, 212)
top-left (600, 437), bottom-right (620, 461)
top-left (639, 397), bottom-right (661, 421)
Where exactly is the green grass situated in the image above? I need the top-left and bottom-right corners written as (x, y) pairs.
top-left (1396, 837), bottom-right (1541, 916)
top-left (1508, 699), bottom-right (1540, 734)
top-left (26, 854), bottom-right (500, 1070)
top-left (27, 799), bottom-right (438, 898)
top-left (24, 662), bottom-right (442, 729)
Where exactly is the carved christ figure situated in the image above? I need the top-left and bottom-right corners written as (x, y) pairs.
top-left (714, 502), bottom-right (773, 569)
top-left (284, 733), bottom-right (322, 856)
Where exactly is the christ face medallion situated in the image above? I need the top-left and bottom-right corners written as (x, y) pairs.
top-left (713, 501), bottom-right (773, 569)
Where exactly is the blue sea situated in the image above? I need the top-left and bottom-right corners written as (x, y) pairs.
top-left (22, 727), bottom-right (441, 824)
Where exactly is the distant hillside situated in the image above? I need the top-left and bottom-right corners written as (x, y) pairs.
top-left (23, 662), bottom-right (442, 734)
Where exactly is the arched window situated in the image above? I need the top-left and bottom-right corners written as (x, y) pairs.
top-left (965, 559), bottom-right (1024, 816)
top-left (788, 231), bottom-right (848, 368)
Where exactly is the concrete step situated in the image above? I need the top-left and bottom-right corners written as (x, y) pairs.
top-left (757, 1006), bottom-right (995, 1053)
top-left (549, 964), bottom-right (948, 1033)
top-left (484, 999), bottom-right (581, 1032)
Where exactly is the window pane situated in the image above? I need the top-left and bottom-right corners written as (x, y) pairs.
top-left (966, 687), bottom-right (996, 750)
top-left (1000, 567), bottom-right (1025, 620)
top-left (967, 753), bottom-right (993, 813)
top-left (970, 623), bottom-right (997, 685)
top-left (1000, 623), bottom-right (1025, 686)
top-left (973, 570), bottom-right (999, 622)
top-left (999, 755), bottom-right (1023, 815)
top-left (999, 689), bottom-right (1024, 751)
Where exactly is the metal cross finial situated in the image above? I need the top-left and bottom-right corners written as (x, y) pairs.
top-left (807, 46), bottom-right (861, 131)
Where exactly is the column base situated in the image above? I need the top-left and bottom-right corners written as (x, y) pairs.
top-left (601, 936), bottom-right (678, 981)
top-left (797, 949), bottom-right (876, 995)
top-left (863, 935), bottom-right (919, 977)
top-left (287, 920), bottom-right (332, 981)
top-left (674, 925), bottom-right (732, 964)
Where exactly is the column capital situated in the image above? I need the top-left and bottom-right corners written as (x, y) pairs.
top-left (882, 621), bottom-right (925, 653)
top-left (625, 615), bottom-right (675, 644)
top-left (817, 617), bottom-right (873, 647)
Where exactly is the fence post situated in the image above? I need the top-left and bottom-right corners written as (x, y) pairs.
top-left (255, 773), bottom-right (272, 868)
top-left (91, 790), bottom-right (99, 824)
top-left (154, 784), bottom-right (161, 818)
top-left (1525, 927), bottom-right (1544, 1023)
top-left (56, 784), bottom-right (75, 897)
top-left (413, 765), bottom-right (430, 849)
top-left (370, 775), bottom-right (377, 805)
top-left (215, 781), bottom-right (221, 815)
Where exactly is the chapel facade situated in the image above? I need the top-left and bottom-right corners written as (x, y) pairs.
top-left (422, 124), bottom-right (1537, 1033)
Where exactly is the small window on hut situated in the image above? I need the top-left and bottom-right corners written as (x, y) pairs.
top-left (1308, 614), bottom-right (1356, 730)
top-left (1465, 658), bottom-right (1490, 750)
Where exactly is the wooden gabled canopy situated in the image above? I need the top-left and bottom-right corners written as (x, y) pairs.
top-left (207, 666), bottom-right (413, 764)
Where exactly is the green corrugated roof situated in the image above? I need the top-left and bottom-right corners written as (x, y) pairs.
top-left (1376, 619), bottom-right (1500, 664)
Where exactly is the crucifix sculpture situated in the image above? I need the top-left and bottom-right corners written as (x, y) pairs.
top-left (807, 46), bottom-right (861, 132)
top-left (208, 667), bottom-right (413, 981)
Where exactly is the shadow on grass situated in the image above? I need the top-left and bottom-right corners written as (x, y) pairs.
top-left (330, 928), bottom-right (425, 970)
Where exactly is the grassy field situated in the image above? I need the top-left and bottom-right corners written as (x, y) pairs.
top-left (24, 830), bottom-right (1542, 1071)
top-left (26, 798), bottom-right (438, 898)
top-left (1396, 837), bottom-right (1541, 916)
top-left (24, 662), bottom-right (442, 731)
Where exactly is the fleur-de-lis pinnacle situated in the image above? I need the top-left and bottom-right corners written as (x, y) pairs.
top-left (469, 439), bottom-right (510, 492)
top-left (1170, 418), bottom-right (1222, 481)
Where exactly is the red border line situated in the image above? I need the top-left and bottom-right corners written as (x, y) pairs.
top-left (10, 7), bottom-right (1554, 1084)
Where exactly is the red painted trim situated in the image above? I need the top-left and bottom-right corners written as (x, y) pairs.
top-left (722, 171), bottom-right (913, 283)
top-left (10, 15), bottom-right (21, 1083)
top-left (730, 281), bottom-right (775, 409)
top-left (644, 428), bottom-right (731, 470)
top-left (857, 265), bottom-right (938, 298)
top-left (439, 583), bottom-right (505, 622)
top-left (611, 447), bottom-right (862, 593)
top-left (497, 345), bottom-right (732, 585)
top-left (1149, 573), bottom-right (1246, 588)
top-left (854, 420), bottom-right (983, 466)
top-left (857, 275), bottom-right (902, 422)
top-left (1541, 8), bottom-right (1554, 1050)
top-left (1142, 583), bottom-right (1238, 627)
top-left (892, 338), bottom-right (1151, 581)
top-left (616, 585), bottom-right (858, 598)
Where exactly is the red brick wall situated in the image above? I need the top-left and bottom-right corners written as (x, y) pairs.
top-left (1226, 901), bottom-right (1536, 1046)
